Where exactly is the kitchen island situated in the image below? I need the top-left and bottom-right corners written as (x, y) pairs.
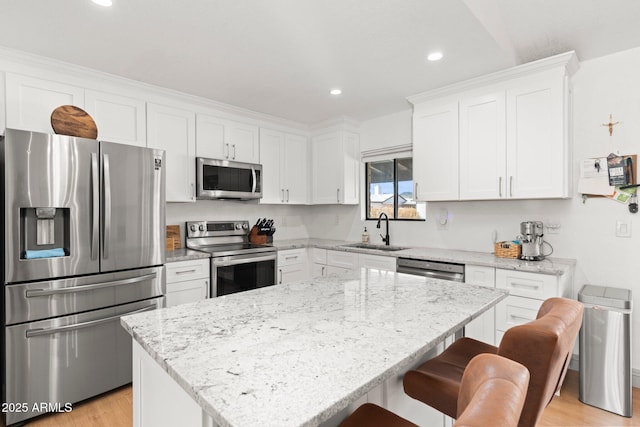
top-left (121, 269), bottom-right (507, 427)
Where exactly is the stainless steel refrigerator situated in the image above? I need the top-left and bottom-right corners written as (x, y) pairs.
top-left (0, 128), bottom-right (166, 425)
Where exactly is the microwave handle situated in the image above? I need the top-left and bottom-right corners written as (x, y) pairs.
top-left (251, 168), bottom-right (257, 193)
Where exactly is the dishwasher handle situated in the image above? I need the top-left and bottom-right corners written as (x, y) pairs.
top-left (397, 266), bottom-right (465, 282)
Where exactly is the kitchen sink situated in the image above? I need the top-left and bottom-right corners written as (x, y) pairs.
top-left (341, 243), bottom-right (408, 252)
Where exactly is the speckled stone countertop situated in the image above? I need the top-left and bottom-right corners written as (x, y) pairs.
top-left (273, 238), bottom-right (575, 276)
top-left (166, 247), bottom-right (210, 262)
top-left (121, 269), bottom-right (507, 427)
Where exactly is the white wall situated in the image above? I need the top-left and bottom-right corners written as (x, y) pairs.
top-left (306, 47), bottom-right (640, 372)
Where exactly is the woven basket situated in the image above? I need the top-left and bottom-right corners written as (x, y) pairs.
top-left (494, 241), bottom-right (521, 259)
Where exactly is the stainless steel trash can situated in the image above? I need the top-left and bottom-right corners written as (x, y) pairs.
top-left (578, 284), bottom-right (632, 417)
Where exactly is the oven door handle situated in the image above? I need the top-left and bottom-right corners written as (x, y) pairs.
top-left (212, 253), bottom-right (276, 267)
top-left (25, 273), bottom-right (157, 297)
top-left (25, 305), bottom-right (157, 338)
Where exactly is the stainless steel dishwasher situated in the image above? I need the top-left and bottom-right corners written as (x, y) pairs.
top-left (396, 258), bottom-right (465, 282)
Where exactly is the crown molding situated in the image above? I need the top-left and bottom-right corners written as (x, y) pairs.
top-left (407, 51), bottom-right (579, 105)
top-left (0, 46), bottom-right (309, 132)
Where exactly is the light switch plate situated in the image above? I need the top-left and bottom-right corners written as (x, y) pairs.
top-left (616, 220), bottom-right (632, 237)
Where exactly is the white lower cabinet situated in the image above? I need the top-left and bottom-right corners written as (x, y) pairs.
top-left (358, 253), bottom-right (396, 272)
top-left (495, 268), bottom-right (570, 345)
top-left (277, 248), bottom-right (307, 285)
top-left (165, 259), bottom-right (209, 307)
top-left (464, 265), bottom-right (496, 345)
top-left (311, 249), bottom-right (357, 278)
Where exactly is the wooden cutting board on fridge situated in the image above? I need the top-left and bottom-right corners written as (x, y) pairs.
top-left (50, 105), bottom-right (98, 139)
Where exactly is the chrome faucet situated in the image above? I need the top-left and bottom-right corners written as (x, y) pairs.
top-left (377, 212), bottom-right (390, 246)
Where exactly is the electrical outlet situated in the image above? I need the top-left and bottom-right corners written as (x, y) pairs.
top-left (616, 220), bottom-right (632, 237)
top-left (545, 223), bottom-right (561, 234)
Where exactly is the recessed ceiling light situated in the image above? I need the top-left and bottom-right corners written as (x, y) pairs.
top-left (330, 89), bottom-right (342, 95)
top-left (427, 51), bottom-right (443, 62)
top-left (92, 0), bottom-right (112, 6)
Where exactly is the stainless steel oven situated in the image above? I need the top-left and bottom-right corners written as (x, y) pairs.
top-left (211, 252), bottom-right (277, 296)
top-left (186, 220), bottom-right (277, 297)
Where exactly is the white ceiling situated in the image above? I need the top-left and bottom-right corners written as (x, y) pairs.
top-left (1, 0), bottom-right (639, 125)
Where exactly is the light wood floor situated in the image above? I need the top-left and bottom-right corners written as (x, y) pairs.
top-left (4, 370), bottom-right (639, 426)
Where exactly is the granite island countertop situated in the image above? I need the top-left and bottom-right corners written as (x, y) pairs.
top-left (121, 269), bottom-right (507, 427)
top-left (272, 238), bottom-right (575, 276)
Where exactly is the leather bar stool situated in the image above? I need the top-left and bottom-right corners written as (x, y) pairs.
top-left (339, 353), bottom-right (529, 427)
top-left (403, 297), bottom-right (583, 427)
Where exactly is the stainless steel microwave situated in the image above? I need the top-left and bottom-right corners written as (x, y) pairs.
top-left (196, 158), bottom-right (262, 200)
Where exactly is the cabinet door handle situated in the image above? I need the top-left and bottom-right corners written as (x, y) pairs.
top-left (278, 269), bottom-right (283, 284)
top-left (281, 189), bottom-right (285, 202)
top-left (232, 144), bottom-right (236, 159)
top-left (286, 189), bottom-right (289, 202)
top-left (509, 176), bottom-right (513, 197)
top-left (225, 143), bottom-right (230, 159)
top-left (499, 177), bottom-right (503, 197)
top-left (337, 188), bottom-right (340, 203)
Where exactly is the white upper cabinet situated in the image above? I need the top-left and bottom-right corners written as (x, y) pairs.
top-left (147, 103), bottom-right (196, 202)
top-left (259, 128), bottom-right (284, 204)
top-left (196, 114), bottom-right (259, 163)
top-left (409, 51), bottom-right (577, 201)
top-left (260, 129), bottom-right (309, 204)
top-left (5, 73), bottom-right (84, 134)
top-left (84, 90), bottom-right (146, 147)
top-left (311, 130), bottom-right (359, 204)
top-left (506, 71), bottom-right (567, 199)
top-left (459, 91), bottom-right (506, 200)
top-left (283, 133), bottom-right (309, 204)
top-left (413, 101), bottom-right (459, 201)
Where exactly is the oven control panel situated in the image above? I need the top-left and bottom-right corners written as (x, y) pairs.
top-left (186, 220), bottom-right (250, 238)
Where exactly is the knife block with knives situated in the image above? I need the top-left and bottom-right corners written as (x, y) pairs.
top-left (249, 218), bottom-right (275, 244)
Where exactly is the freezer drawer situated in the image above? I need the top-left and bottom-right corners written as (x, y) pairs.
top-left (4, 297), bottom-right (163, 426)
top-left (5, 266), bottom-right (165, 325)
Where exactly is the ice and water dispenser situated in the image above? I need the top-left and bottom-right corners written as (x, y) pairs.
top-left (20, 207), bottom-right (69, 259)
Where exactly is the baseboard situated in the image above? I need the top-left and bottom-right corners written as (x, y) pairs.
top-left (569, 354), bottom-right (640, 388)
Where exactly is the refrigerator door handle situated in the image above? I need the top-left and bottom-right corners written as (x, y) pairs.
top-left (25, 273), bottom-right (158, 298)
top-left (25, 305), bottom-right (156, 338)
top-left (103, 153), bottom-right (112, 259)
top-left (91, 152), bottom-right (99, 260)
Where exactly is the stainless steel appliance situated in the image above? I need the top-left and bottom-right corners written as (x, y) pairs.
top-left (397, 258), bottom-right (465, 282)
top-left (196, 158), bottom-right (262, 200)
top-left (520, 220), bottom-right (545, 261)
top-left (0, 129), bottom-right (166, 425)
top-left (186, 220), bottom-right (276, 296)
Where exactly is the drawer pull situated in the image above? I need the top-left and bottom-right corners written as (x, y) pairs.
top-left (175, 269), bottom-right (198, 275)
top-left (510, 281), bottom-right (540, 290)
top-left (285, 256), bottom-right (298, 260)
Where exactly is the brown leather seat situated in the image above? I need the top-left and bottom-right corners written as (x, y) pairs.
top-left (339, 353), bottom-right (529, 427)
top-left (403, 297), bottom-right (583, 427)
